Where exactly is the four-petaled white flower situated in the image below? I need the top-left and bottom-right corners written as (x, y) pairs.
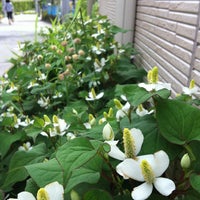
top-left (138, 67), bottom-right (171, 92)
top-left (116, 150), bottom-right (175, 200)
top-left (114, 98), bottom-right (131, 121)
top-left (8, 181), bottom-right (64, 200)
top-left (182, 79), bottom-right (200, 97)
top-left (85, 88), bottom-right (104, 101)
top-left (37, 96), bottom-right (50, 109)
top-left (94, 58), bottom-right (106, 72)
top-left (6, 82), bottom-right (18, 93)
top-left (18, 142), bottom-right (32, 151)
top-left (136, 104), bottom-right (153, 117)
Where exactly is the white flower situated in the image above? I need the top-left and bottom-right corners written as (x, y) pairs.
top-left (182, 79), bottom-right (200, 97)
top-left (116, 102), bottom-right (131, 121)
top-left (136, 104), bottom-right (153, 117)
top-left (41, 115), bottom-right (70, 137)
top-left (37, 96), bottom-right (50, 108)
top-left (91, 45), bottom-right (106, 55)
top-left (94, 58), bottom-right (106, 72)
top-left (116, 151), bottom-right (175, 200)
top-left (66, 132), bottom-right (76, 140)
top-left (7, 181), bottom-right (64, 200)
top-left (6, 82), bottom-right (18, 93)
top-left (18, 142), bottom-right (32, 151)
top-left (138, 67), bottom-right (171, 92)
top-left (83, 114), bottom-right (96, 129)
top-left (102, 123), bottom-right (114, 141)
top-left (138, 82), bottom-right (171, 92)
top-left (85, 88), bottom-right (104, 101)
top-left (105, 128), bottom-right (144, 161)
top-left (27, 81), bottom-right (39, 89)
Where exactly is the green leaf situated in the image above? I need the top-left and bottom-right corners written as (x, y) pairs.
top-left (83, 189), bottom-right (112, 200)
top-left (26, 138), bottom-right (105, 194)
top-left (115, 84), bottom-right (152, 107)
top-left (156, 99), bottom-right (200, 145)
top-left (3, 143), bottom-right (47, 188)
top-left (0, 131), bottom-right (23, 157)
top-left (26, 158), bottom-right (63, 187)
top-left (190, 174), bottom-right (200, 194)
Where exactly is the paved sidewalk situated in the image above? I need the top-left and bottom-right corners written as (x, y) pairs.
top-left (0, 14), bottom-right (51, 76)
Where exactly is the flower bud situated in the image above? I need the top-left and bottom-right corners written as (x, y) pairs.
top-left (78, 49), bottom-right (85, 56)
top-left (181, 153), bottom-right (191, 169)
top-left (37, 55), bottom-right (43, 60)
top-left (70, 190), bottom-right (80, 200)
top-left (65, 55), bottom-right (71, 61)
top-left (58, 73), bottom-right (65, 80)
top-left (61, 40), bottom-right (67, 46)
top-left (102, 123), bottom-right (114, 141)
top-left (67, 47), bottom-right (75, 54)
top-left (73, 38), bottom-right (81, 44)
top-left (45, 63), bottom-right (51, 68)
top-left (57, 49), bottom-right (63, 55)
top-left (72, 54), bottom-right (79, 61)
top-left (50, 45), bottom-right (57, 50)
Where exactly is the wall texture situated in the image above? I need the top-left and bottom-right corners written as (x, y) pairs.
top-left (98, 0), bottom-right (136, 44)
top-left (134, 0), bottom-right (200, 95)
top-left (99, 0), bottom-right (200, 95)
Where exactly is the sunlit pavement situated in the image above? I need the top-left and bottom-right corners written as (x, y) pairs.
top-left (0, 14), bottom-right (51, 76)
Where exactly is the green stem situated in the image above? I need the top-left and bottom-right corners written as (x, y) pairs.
top-left (184, 144), bottom-right (196, 162)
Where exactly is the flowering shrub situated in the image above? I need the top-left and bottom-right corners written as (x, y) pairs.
top-left (1, 7), bottom-right (200, 200)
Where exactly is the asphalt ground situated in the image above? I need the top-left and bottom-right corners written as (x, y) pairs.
top-left (0, 14), bottom-right (51, 76)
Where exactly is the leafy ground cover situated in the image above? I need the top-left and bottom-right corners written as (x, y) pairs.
top-left (0, 3), bottom-right (200, 200)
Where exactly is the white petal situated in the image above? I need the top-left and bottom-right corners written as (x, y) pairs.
top-left (130, 128), bottom-right (144, 155)
top-left (96, 92), bottom-right (104, 99)
top-left (116, 159), bottom-right (144, 181)
top-left (155, 82), bottom-right (171, 91)
top-left (45, 181), bottom-right (64, 200)
top-left (18, 191), bottom-right (36, 200)
top-left (153, 150), bottom-right (169, 177)
top-left (131, 182), bottom-right (153, 200)
top-left (116, 110), bottom-right (126, 120)
top-left (105, 140), bottom-right (126, 160)
top-left (122, 102), bottom-right (131, 112)
top-left (154, 177), bottom-right (175, 196)
top-left (138, 83), bottom-right (154, 92)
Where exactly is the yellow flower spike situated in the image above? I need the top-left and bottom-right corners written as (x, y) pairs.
top-left (189, 79), bottom-right (195, 89)
top-left (37, 188), bottom-right (50, 200)
top-left (95, 58), bottom-right (101, 66)
top-left (53, 115), bottom-right (59, 123)
top-left (44, 115), bottom-right (51, 124)
top-left (89, 114), bottom-right (96, 125)
top-left (140, 160), bottom-right (155, 184)
top-left (114, 99), bottom-right (123, 110)
top-left (123, 128), bottom-right (136, 159)
top-left (147, 69), bottom-right (152, 84)
top-left (138, 104), bottom-right (144, 112)
top-left (97, 23), bottom-right (102, 33)
top-left (91, 88), bottom-right (97, 98)
top-left (151, 66), bottom-right (159, 83)
top-left (22, 143), bottom-right (29, 151)
top-left (103, 111), bottom-right (108, 119)
top-left (108, 108), bottom-right (113, 118)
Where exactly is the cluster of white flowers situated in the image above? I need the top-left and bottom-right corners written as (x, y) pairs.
top-left (40, 115), bottom-right (70, 137)
top-left (103, 125), bottom-right (176, 200)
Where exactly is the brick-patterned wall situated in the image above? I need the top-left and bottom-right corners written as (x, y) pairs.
top-left (134, 0), bottom-right (200, 95)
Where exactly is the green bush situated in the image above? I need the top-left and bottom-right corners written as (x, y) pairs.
top-left (13, 1), bottom-right (35, 13)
